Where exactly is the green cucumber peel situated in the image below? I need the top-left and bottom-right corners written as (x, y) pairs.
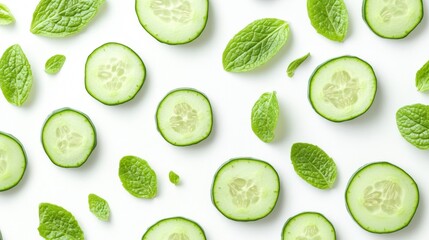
top-left (0, 3), bottom-right (14, 25)
top-left (396, 104), bottom-right (429, 149)
top-left (45, 54), bottom-right (66, 74)
top-left (291, 143), bottom-right (337, 189)
top-left (251, 91), bottom-right (280, 143)
top-left (287, 53), bottom-right (310, 77)
top-left (31, 0), bottom-right (105, 37)
top-left (223, 18), bottom-right (289, 72)
top-left (307, 0), bottom-right (349, 42)
top-left (119, 155), bottom-right (157, 199)
top-left (0, 44), bottom-right (33, 106)
top-left (38, 203), bottom-right (84, 240)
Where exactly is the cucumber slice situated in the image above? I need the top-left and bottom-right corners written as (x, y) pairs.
top-left (309, 56), bottom-right (377, 122)
top-left (0, 132), bottom-right (26, 191)
top-left (41, 108), bottom-right (97, 168)
top-left (346, 162), bottom-right (419, 233)
top-left (282, 212), bottom-right (336, 240)
top-left (363, 0), bottom-right (424, 39)
top-left (85, 42), bottom-right (146, 105)
top-left (156, 88), bottom-right (212, 146)
top-left (142, 217), bottom-right (206, 240)
top-left (211, 158), bottom-right (280, 221)
top-left (136, 0), bottom-right (208, 44)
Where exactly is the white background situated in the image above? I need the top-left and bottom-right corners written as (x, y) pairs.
top-left (0, 0), bottom-right (428, 239)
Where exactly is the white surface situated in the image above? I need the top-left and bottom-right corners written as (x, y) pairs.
top-left (0, 0), bottom-right (428, 239)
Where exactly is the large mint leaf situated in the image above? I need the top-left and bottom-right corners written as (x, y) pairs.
top-left (416, 60), bottom-right (429, 92)
top-left (291, 143), bottom-right (337, 189)
top-left (0, 44), bottom-right (33, 106)
top-left (307, 0), bottom-right (348, 42)
top-left (396, 104), bottom-right (429, 149)
top-left (251, 91), bottom-right (279, 143)
top-left (38, 203), bottom-right (84, 240)
top-left (88, 193), bottom-right (110, 221)
top-left (31, 0), bottom-right (105, 37)
top-left (119, 155), bottom-right (157, 199)
top-left (0, 3), bottom-right (15, 25)
top-left (223, 18), bottom-right (289, 72)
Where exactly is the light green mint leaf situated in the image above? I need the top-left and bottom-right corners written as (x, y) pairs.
top-left (396, 104), bottom-right (429, 149)
top-left (169, 171), bottom-right (180, 185)
top-left (0, 3), bottom-right (14, 25)
top-left (223, 18), bottom-right (289, 72)
top-left (416, 60), bottom-right (429, 92)
top-left (31, 0), bottom-right (105, 37)
top-left (291, 143), bottom-right (337, 189)
top-left (287, 53), bottom-right (310, 77)
top-left (251, 91), bottom-right (279, 143)
top-left (0, 44), bottom-right (33, 106)
top-left (88, 193), bottom-right (110, 221)
top-left (45, 54), bottom-right (66, 74)
top-left (38, 203), bottom-right (84, 240)
top-left (119, 155), bottom-right (157, 199)
top-left (307, 0), bottom-right (348, 42)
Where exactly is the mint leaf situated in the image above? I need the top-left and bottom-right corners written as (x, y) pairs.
top-left (307, 0), bottom-right (348, 42)
top-left (31, 0), bottom-right (105, 37)
top-left (223, 18), bottom-right (289, 72)
top-left (169, 171), bottom-right (180, 185)
top-left (416, 60), bottom-right (429, 92)
top-left (0, 44), bottom-right (33, 106)
top-left (251, 91), bottom-right (279, 143)
top-left (45, 54), bottom-right (66, 74)
top-left (396, 104), bottom-right (429, 149)
top-left (88, 193), bottom-right (110, 221)
top-left (0, 229), bottom-right (2, 240)
top-left (38, 203), bottom-right (84, 240)
top-left (291, 143), bottom-right (337, 189)
top-left (119, 156), bottom-right (157, 199)
top-left (287, 53), bottom-right (310, 77)
top-left (0, 3), bottom-right (14, 25)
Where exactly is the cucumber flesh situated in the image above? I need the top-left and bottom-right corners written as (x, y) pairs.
top-left (42, 108), bottom-right (97, 168)
top-left (135, 0), bottom-right (208, 44)
top-left (363, 0), bottom-right (423, 39)
top-left (211, 158), bottom-right (280, 221)
top-left (346, 162), bottom-right (419, 233)
top-left (309, 56), bottom-right (377, 122)
top-left (85, 42), bottom-right (146, 105)
top-left (142, 217), bottom-right (206, 240)
top-left (156, 88), bottom-right (212, 146)
top-left (0, 132), bottom-right (26, 191)
top-left (282, 212), bottom-right (336, 240)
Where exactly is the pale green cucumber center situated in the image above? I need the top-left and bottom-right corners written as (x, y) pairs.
top-left (228, 178), bottom-right (260, 208)
top-left (98, 58), bottom-right (128, 93)
top-left (0, 150), bottom-right (7, 176)
top-left (295, 225), bottom-right (321, 240)
top-left (170, 102), bottom-right (198, 134)
top-left (151, 0), bottom-right (193, 23)
top-left (379, 0), bottom-right (408, 22)
top-left (323, 70), bottom-right (360, 109)
top-left (168, 233), bottom-right (190, 240)
top-left (55, 125), bottom-right (84, 154)
top-left (363, 180), bottom-right (403, 215)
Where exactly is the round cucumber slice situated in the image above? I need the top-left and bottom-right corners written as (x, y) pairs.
top-left (282, 212), bottom-right (336, 240)
top-left (42, 108), bottom-right (97, 168)
top-left (211, 158), bottom-right (280, 221)
top-left (0, 132), bottom-right (26, 192)
top-left (85, 42), bottom-right (146, 105)
top-left (142, 217), bottom-right (206, 240)
top-left (156, 88), bottom-right (212, 146)
top-left (346, 162), bottom-right (419, 233)
top-left (309, 56), bottom-right (377, 122)
top-left (135, 0), bottom-right (208, 44)
top-left (363, 0), bottom-right (424, 39)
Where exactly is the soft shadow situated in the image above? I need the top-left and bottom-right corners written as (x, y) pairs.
top-left (272, 100), bottom-right (289, 145)
top-left (77, 139), bottom-right (102, 173)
